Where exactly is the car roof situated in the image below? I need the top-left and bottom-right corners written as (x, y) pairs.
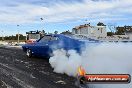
top-left (45, 34), bottom-right (68, 38)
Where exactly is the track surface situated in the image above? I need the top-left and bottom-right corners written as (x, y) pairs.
top-left (0, 47), bottom-right (77, 88)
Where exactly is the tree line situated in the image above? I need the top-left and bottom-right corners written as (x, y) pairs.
top-left (0, 34), bottom-right (26, 41)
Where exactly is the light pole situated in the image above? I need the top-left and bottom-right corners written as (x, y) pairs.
top-left (17, 25), bottom-right (20, 44)
top-left (1, 30), bottom-right (4, 41)
top-left (40, 17), bottom-right (45, 36)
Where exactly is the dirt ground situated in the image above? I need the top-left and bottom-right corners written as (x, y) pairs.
top-left (0, 47), bottom-right (77, 88)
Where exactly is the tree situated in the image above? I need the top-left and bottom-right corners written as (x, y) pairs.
top-left (97, 22), bottom-right (106, 26)
top-left (54, 31), bottom-right (58, 34)
top-left (16, 34), bottom-right (26, 40)
top-left (115, 27), bottom-right (125, 35)
top-left (61, 30), bottom-right (72, 35)
top-left (107, 32), bottom-right (113, 36)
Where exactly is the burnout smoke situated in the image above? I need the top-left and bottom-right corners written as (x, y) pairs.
top-left (49, 42), bottom-right (132, 88)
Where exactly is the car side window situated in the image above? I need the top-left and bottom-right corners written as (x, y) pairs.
top-left (39, 36), bottom-right (58, 43)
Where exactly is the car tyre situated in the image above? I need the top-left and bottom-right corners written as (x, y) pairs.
top-left (26, 49), bottom-right (32, 58)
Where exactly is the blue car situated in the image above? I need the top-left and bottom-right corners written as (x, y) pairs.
top-left (22, 34), bottom-right (85, 58)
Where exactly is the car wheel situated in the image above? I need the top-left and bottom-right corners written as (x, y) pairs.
top-left (26, 49), bottom-right (32, 58)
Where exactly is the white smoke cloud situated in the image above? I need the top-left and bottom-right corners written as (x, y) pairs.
top-left (49, 42), bottom-right (132, 88)
top-left (49, 49), bottom-right (82, 76)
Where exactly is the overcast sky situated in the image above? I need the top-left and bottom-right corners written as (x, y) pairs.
top-left (0, 0), bottom-right (132, 36)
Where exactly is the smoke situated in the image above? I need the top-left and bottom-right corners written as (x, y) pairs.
top-left (49, 42), bottom-right (132, 88)
top-left (49, 49), bottom-right (82, 76)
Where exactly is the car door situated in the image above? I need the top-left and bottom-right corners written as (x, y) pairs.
top-left (35, 35), bottom-right (52, 57)
top-left (36, 35), bottom-right (60, 57)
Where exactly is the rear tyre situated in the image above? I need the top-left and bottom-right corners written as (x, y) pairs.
top-left (75, 76), bottom-right (88, 88)
top-left (26, 49), bottom-right (32, 58)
